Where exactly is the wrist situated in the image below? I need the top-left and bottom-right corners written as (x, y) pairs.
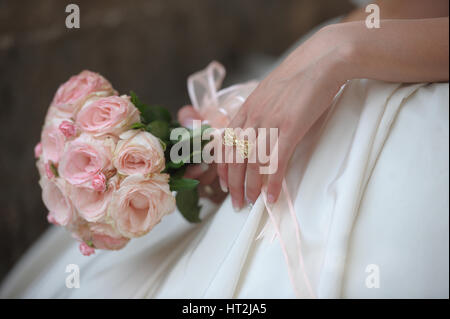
top-left (319, 22), bottom-right (364, 83)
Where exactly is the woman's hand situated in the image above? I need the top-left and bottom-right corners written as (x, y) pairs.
top-left (217, 25), bottom-right (353, 210)
top-left (178, 105), bottom-right (228, 204)
top-left (218, 16), bottom-right (449, 211)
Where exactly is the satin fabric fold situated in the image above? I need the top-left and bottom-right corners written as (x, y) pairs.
top-left (0, 76), bottom-right (447, 299)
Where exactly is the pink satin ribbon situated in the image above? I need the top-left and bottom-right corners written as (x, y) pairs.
top-left (261, 181), bottom-right (315, 298)
top-left (187, 61), bottom-right (315, 298)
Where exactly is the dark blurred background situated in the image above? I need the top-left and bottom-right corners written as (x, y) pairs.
top-left (0, 0), bottom-right (354, 283)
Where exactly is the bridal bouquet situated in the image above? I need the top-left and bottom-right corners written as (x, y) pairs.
top-left (34, 70), bottom-right (207, 255)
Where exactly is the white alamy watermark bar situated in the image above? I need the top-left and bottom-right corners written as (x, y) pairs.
top-left (169, 120), bottom-right (279, 174)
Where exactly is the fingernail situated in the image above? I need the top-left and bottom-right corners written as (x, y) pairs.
top-left (232, 199), bottom-right (241, 212)
top-left (267, 193), bottom-right (276, 204)
top-left (219, 178), bottom-right (228, 193)
top-left (204, 185), bottom-right (214, 196)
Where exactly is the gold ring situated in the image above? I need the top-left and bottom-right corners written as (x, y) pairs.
top-left (223, 128), bottom-right (236, 146)
top-left (223, 128), bottom-right (253, 159)
top-left (236, 138), bottom-right (252, 159)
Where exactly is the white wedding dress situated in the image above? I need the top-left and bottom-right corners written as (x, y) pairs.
top-left (1, 20), bottom-right (448, 299)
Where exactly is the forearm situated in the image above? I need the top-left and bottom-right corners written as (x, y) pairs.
top-left (335, 18), bottom-right (449, 83)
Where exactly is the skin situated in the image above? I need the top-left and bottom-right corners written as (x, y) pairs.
top-left (179, 1), bottom-right (449, 209)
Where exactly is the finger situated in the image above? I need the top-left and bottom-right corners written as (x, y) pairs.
top-left (266, 134), bottom-right (296, 204)
top-left (184, 163), bottom-right (210, 179)
top-left (225, 108), bottom-right (248, 211)
top-left (245, 127), bottom-right (262, 204)
top-left (178, 105), bottom-right (202, 128)
top-left (216, 133), bottom-right (229, 193)
top-left (227, 156), bottom-right (247, 211)
top-left (198, 178), bottom-right (228, 204)
top-left (216, 105), bottom-right (248, 193)
top-left (197, 163), bottom-right (218, 185)
top-left (245, 157), bottom-right (262, 204)
top-left (217, 162), bottom-right (228, 193)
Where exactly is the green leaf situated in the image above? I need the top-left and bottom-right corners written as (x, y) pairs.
top-left (176, 188), bottom-right (201, 223)
top-left (147, 105), bottom-right (172, 123)
top-left (169, 178), bottom-right (199, 191)
top-left (130, 91), bottom-right (140, 106)
top-left (170, 166), bottom-right (187, 179)
top-left (139, 107), bottom-right (152, 124)
top-left (166, 160), bottom-right (185, 169)
top-left (163, 165), bottom-right (186, 178)
top-left (158, 138), bottom-right (167, 151)
top-left (50, 162), bottom-right (59, 177)
top-left (131, 91), bottom-right (152, 124)
top-left (130, 91), bottom-right (146, 113)
top-left (146, 120), bottom-right (170, 141)
top-left (130, 122), bottom-right (145, 130)
top-left (130, 91), bottom-right (172, 124)
top-left (170, 121), bottom-right (181, 128)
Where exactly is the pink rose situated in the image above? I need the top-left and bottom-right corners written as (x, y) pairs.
top-left (44, 105), bottom-right (70, 124)
top-left (89, 223), bottom-right (129, 250)
top-left (109, 174), bottom-right (175, 238)
top-left (59, 134), bottom-right (115, 186)
top-left (51, 70), bottom-right (117, 118)
top-left (71, 221), bottom-right (129, 251)
top-left (76, 95), bottom-right (140, 136)
top-left (59, 120), bottom-right (77, 138)
top-left (47, 212), bottom-right (58, 225)
top-left (79, 242), bottom-right (95, 256)
top-left (40, 177), bottom-right (73, 226)
top-left (113, 130), bottom-right (165, 176)
top-left (41, 121), bottom-right (66, 164)
top-left (69, 176), bottom-right (117, 222)
top-left (70, 222), bottom-right (91, 242)
top-left (34, 142), bottom-right (42, 159)
top-left (92, 172), bottom-right (107, 192)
